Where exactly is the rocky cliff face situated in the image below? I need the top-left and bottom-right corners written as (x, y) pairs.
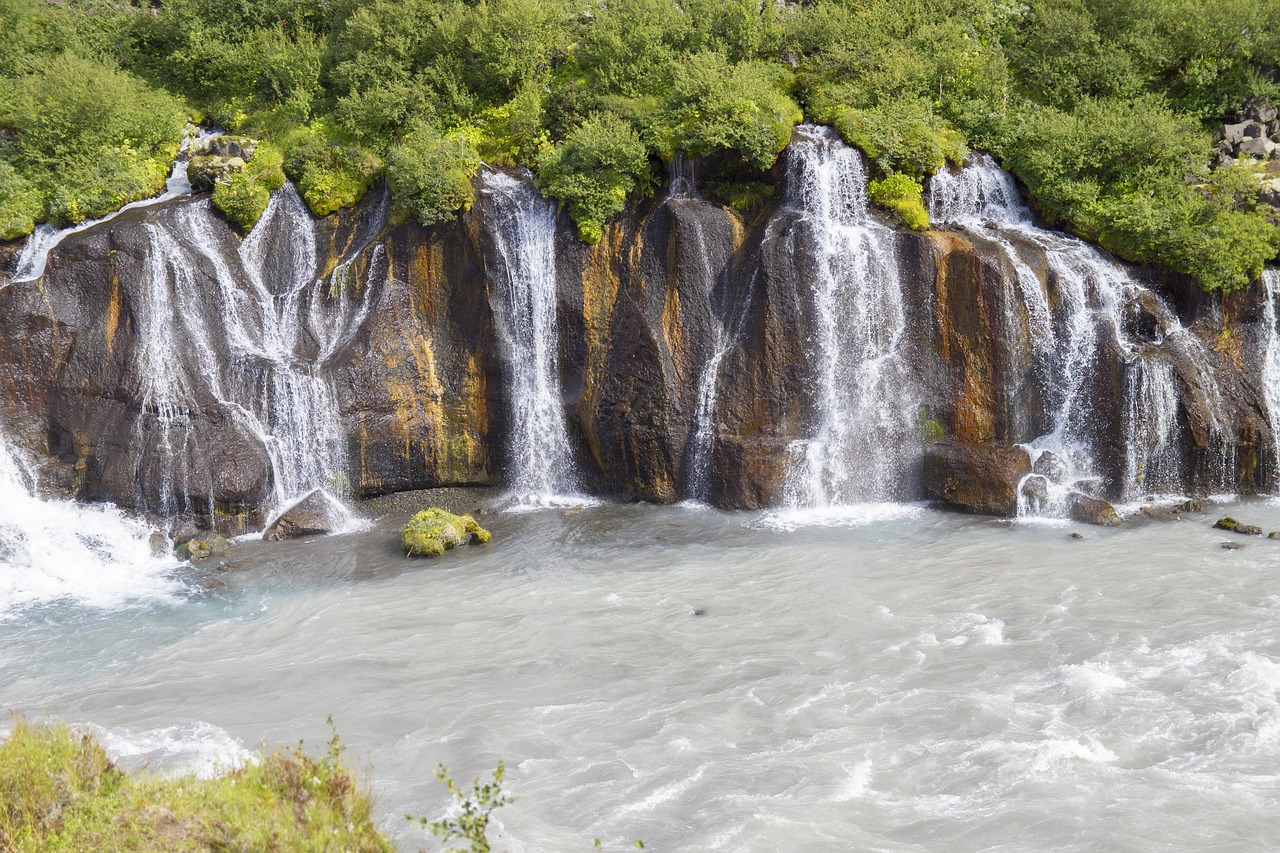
top-left (1, 128), bottom-right (1276, 529)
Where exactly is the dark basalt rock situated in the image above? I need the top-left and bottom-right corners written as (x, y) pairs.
top-left (263, 489), bottom-right (346, 541)
top-left (923, 442), bottom-right (1031, 517)
top-left (1067, 492), bottom-right (1123, 526)
top-left (1032, 451), bottom-right (1067, 484)
top-left (1214, 516), bottom-right (1262, 536)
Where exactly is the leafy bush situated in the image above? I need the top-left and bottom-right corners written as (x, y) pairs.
top-left (537, 114), bottom-right (651, 243)
top-left (284, 123), bottom-right (383, 217)
top-left (828, 99), bottom-right (968, 179)
top-left (387, 121), bottom-right (482, 226)
top-left (0, 163), bottom-right (43, 241)
top-left (868, 172), bottom-right (930, 230)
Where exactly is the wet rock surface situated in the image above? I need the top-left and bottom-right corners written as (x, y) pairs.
top-left (1067, 493), bottom-right (1124, 527)
top-left (922, 442), bottom-right (1031, 517)
top-left (263, 489), bottom-right (346, 541)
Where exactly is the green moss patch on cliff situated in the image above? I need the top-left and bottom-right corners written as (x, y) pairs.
top-left (0, 720), bottom-right (393, 853)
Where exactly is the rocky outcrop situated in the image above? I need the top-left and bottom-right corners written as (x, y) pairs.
top-left (922, 442), bottom-right (1031, 517)
top-left (1067, 493), bottom-right (1123, 526)
top-left (0, 130), bottom-right (1276, 526)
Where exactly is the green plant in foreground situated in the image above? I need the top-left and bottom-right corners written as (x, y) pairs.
top-left (408, 762), bottom-right (513, 853)
top-left (868, 172), bottom-right (929, 231)
top-left (0, 718), bottom-right (393, 852)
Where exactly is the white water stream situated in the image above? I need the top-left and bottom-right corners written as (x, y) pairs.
top-left (782, 126), bottom-right (918, 506)
top-left (479, 171), bottom-right (586, 506)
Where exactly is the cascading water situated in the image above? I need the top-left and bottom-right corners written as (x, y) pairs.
top-left (1262, 269), bottom-right (1280, 479)
top-left (478, 170), bottom-right (582, 503)
top-left (133, 186), bottom-right (384, 526)
top-left (0, 433), bottom-right (180, 614)
top-left (781, 126), bottom-right (918, 507)
top-left (7, 126), bottom-right (218, 285)
top-left (929, 155), bottom-right (1219, 514)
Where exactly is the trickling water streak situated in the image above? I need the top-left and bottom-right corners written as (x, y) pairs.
top-left (782, 126), bottom-right (918, 506)
top-left (479, 170), bottom-right (580, 501)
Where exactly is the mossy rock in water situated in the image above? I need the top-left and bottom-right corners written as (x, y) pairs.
top-left (402, 508), bottom-right (491, 557)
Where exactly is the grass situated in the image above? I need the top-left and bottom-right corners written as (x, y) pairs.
top-left (0, 718), bottom-right (395, 852)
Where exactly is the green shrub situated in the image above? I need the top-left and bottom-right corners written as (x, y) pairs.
top-left (283, 123), bottom-right (383, 217)
top-left (0, 163), bottom-right (43, 241)
top-left (0, 719), bottom-right (393, 852)
top-left (828, 99), bottom-right (968, 179)
top-left (387, 121), bottom-right (482, 226)
top-left (537, 113), bottom-right (650, 243)
top-left (868, 172), bottom-right (930, 230)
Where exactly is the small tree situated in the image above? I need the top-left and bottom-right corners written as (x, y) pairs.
top-left (409, 762), bottom-right (512, 853)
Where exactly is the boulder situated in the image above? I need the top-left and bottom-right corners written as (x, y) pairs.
top-left (1020, 474), bottom-right (1050, 508)
top-left (1237, 136), bottom-right (1273, 159)
top-left (1067, 492), bottom-right (1123, 526)
top-left (1243, 96), bottom-right (1278, 124)
top-left (401, 507), bottom-right (491, 557)
top-left (923, 442), bottom-right (1031, 517)
top-left (263, 489), bottom-right (346, 541)
top-left (203, 136), bottom-right (257, 161)
top-left (1032, 450), bottom-right (1068, 484)
top-left (175, 532), bottom-right (231, 561)
top-left (1213, 516), bottom-right (1262, 536)
top-left (1222, 121), bottom-right (1251, 144)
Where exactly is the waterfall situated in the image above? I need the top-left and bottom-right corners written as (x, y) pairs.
top-left (479, 170), bottom-right (582, 503)
top-left (781, 125), bottom-right (918, 506)
top-left (1263, 269), bottom-right (1280, 480)
top-left (0, 432), bottom-right (181, 614)
top-left (929, 155), bottom-right (1214, 513)
top-left (133, 186), bottom-right (381, 525)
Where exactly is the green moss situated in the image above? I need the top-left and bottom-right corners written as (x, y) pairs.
top-left (706, 179), bottom-right (775, 215)
top-left (402, 507), bottom-right (491, 557)
top-left (211, 141), bottom-right (286, 232)
top-left (0, 720), bottom-right (393, 852)
top-left (283, 123), bottom-right (383, 218)
top-left (869, 173), bottom-right (929, 230)
top-left (919, 406), bottom-right (945, 442)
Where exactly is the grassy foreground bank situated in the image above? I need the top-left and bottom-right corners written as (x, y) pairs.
top-left (0, 719), bottom-right (395, 852)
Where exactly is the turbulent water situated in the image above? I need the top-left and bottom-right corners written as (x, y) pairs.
top-left (479, 171), bottom-right (583, 504)
top-left (929, 156), bottom-right (1223, 513)
top-left (782, 126), bottom-right (918, 506)
top-left (4, 501), bottom-right (1280, 851)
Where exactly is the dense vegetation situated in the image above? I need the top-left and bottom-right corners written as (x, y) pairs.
top-left (1, 0), bottom-right (1278, 289)
top-left (0, 719), bottom-right (393, 851)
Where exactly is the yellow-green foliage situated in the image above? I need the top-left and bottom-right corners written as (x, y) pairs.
top-left (212, 141), bottom-right (286, 232)
top-left (0, 720), bottom-right (393, 852)
top-left (868, 173), bottom-right (929, 230)
top-left (283, 122), bottom-right (383, 218)
top-left (402, 507), bottom-right (491, 557)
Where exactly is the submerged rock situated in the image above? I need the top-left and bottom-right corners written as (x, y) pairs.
top-left (923, 442), bottom-right (1031, 517)
top-left (1067, 493), bottom-right (1123, 526)
top-left (263, 489), bottom-right (345, 541)
top-left (175, 532), bottom-right (231, 561)
top-left (402, 507), bottom-right (491, 557)
top-left (1213, 517), bottom-right (1262, 535)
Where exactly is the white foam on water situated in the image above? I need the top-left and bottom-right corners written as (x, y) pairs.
top-left (757, 501), bottom-right (926, 530)
top-left (86, 721), bottom-right (255, 779)
top-left (0, 437), bottom-right (183, 616)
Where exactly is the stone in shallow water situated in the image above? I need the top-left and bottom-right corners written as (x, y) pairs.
top-left (1067, 493), bottom-right (1123, 526)
top-left (1213, 517), bottom-right (1262, 536)
top-left (175, 532), bottom-right (231, 561)
top-left (922, 442), bottom-right (1031, 517)
top-left (263, 489), bottom-right (346, 541)
top-left (401, 507), bottom-right (491, 557)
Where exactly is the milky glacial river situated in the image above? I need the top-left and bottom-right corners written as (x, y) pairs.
top-left (4, 500), bottom-right (1280, 851)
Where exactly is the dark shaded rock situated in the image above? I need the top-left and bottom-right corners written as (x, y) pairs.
top-left (923, 442), bottom-right (1031, 517)
top-left (1067, 492), bottom-right (1123, 526)
top-left (148, 531), bottom-right (170, 557)
top-left (1222, 121), bottom-right (1251, 144)
top-left (1243, 96), bottom-right (1278, 124)
top-left (186, 155), bottom-right (245, 192)
top-left (1214, 516), bottom-right (1262, 535)
top-left (1222, 541), bottom-right (1246, 550)
top-left (1269, 531), bottom-right (1279, 539)
top-left (1032, 450), bottom-right (1068, 484)
top-left (1069, 532), bottom-right (1084, 540)
top-left (1178, 498), bottom-right (1203, 513)
top-left (1238, 136), bottom-right (1274, 159)
top-left (264, 489), bottom-right (345, 541)
top-left (203, 136), bottom-right (257, 161)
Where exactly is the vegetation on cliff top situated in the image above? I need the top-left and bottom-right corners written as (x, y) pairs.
top-left (1, 0), bottom-right (1278, 289)
top-left (0, 719), bottom-right (393, 852)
